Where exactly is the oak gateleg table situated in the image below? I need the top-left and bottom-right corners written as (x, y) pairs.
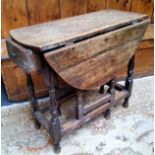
top-left (6, 10), bottom-right (149, 153)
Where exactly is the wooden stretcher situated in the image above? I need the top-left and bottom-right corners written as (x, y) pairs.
top-left (6, 10), bottom-right (149, 153)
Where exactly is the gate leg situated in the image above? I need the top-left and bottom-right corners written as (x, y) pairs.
top-left (48, 69), bottom-right (61, 154)
top-left (26, 73), bottom-right (41, 129)
top-left (123, 55), bottom-right (135, 108)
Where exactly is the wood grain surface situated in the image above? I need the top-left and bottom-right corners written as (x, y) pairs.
top-left (27, 0), bottom-right (60, 25)
top-left (131, 0), bottom-right (153, 19)
top-left (10, 10), bottom-right (148, 51)
top-left (106, 0), bottom-right (132, 11)
top-left (1, 60), bottom-right (48, 101)
top-left (87, 0), bottom-right (106, 12)
top-left (45, 21), bottom-right (148, 72)
top-left (45, 20), bottom-right (148, 90)
top-left (60, 0), bottom-right (87, 18)
top-left (45, 41), bottom-right (138, 90)
top-left (6, 39), bottom-right (42, 73)
top-left (2, 0), bottom-right (29, 38)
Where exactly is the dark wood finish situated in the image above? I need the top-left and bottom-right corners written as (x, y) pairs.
top-left (123, 55), bottom-right (135, 108)
top-left (9, 72), bottom-right (136, 154)
top-left (48, 69), bottom-right (61, 153)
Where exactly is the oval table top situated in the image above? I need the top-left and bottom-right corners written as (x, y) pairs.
top-left (10, 10), bottom-right (148, 52)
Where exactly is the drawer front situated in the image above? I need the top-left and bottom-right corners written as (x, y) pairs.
top-left (44, 21), bottom-right (148, 90)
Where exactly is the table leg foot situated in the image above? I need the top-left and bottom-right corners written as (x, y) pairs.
top-left (122, 98), bottom-right (129, 108)
top-left (103, 109), bottom-right (111, 120)
top-left (54, 144), bottom-right (61, 154)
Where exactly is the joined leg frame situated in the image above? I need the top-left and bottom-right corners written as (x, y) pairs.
top-left (26, 70), bottom-right (61, 154)
top-left (26, 56), bottom-right (134, 154)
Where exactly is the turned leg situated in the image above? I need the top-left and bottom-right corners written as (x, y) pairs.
top-left (55, 77), bottom-right (62, 116)
top-left (76, 90), bottom-right (84, 119)
top-left (104, 78), bottom-right (115, 119)
top-left (123, 55), bottom-right (135, 108)
top-left (26, 73), bottom-right (41, 129)
top-left (48, 69), bottom-right (61, 153)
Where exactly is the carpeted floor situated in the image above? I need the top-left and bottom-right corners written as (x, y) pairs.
top-left (1, 76), bottom-right (154, 155)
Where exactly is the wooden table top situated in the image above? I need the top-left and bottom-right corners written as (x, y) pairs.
top-left (10, 10), bottom-right (148, 52)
